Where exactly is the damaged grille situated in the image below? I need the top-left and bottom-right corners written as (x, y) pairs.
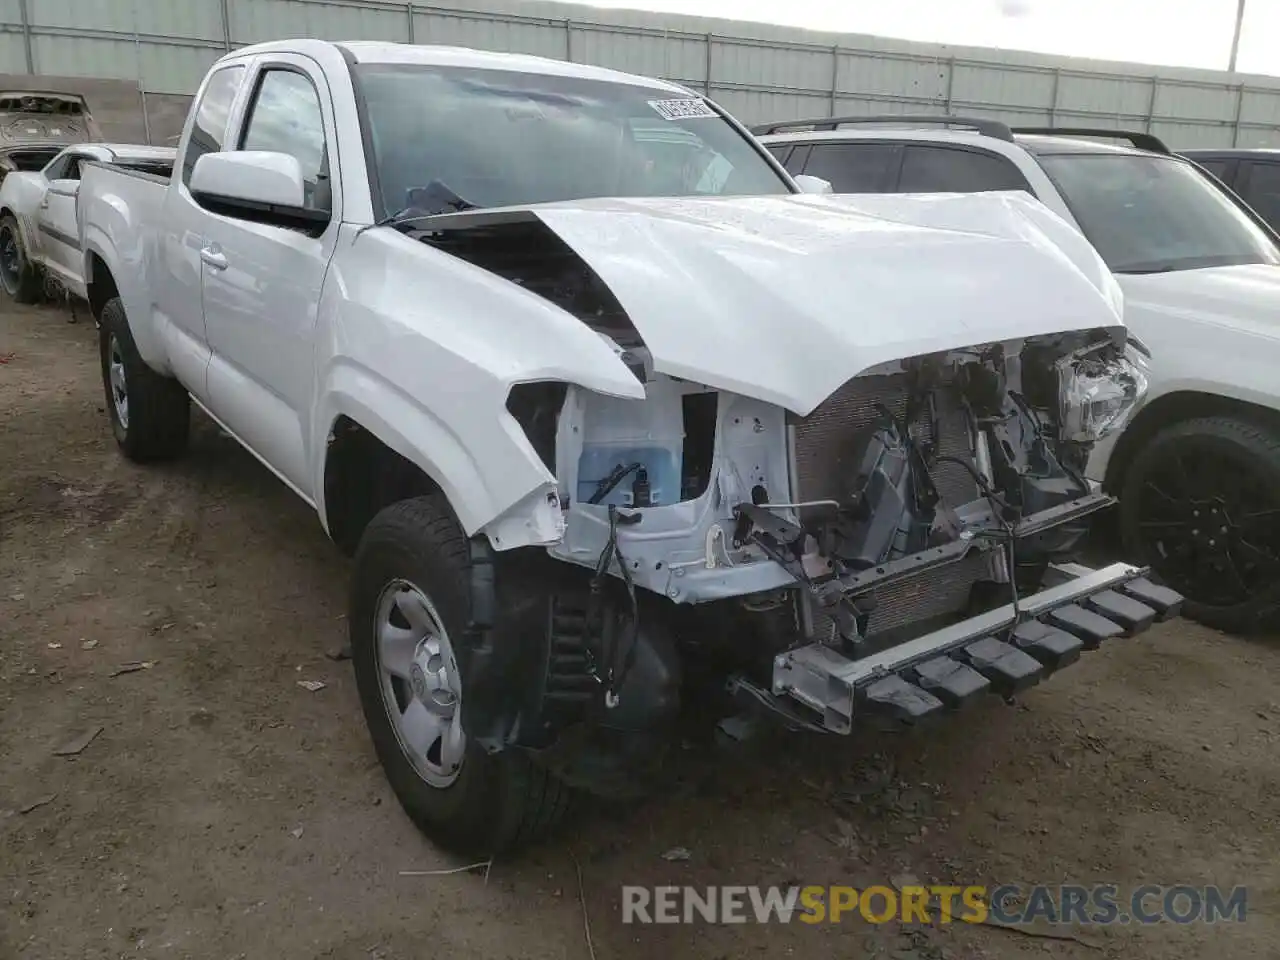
top-left (793, 373), bottom-right (987, 638)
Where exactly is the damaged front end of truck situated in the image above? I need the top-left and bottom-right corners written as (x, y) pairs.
top-left (401, 192), bottom-right (1183, 799)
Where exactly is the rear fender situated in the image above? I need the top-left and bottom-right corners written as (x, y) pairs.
top-left (80, 226), bottom-right (170, 374)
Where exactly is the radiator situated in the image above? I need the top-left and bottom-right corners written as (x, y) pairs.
top-left (792, 373), bottom-right (988, 639)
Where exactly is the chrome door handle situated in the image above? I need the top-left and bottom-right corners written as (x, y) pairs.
top-left (200, 246), bottom-right (227, 270)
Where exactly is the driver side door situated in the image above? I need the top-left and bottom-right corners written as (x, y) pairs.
top-left (35, 151), bottom-right (89, 297)
top-left (198, 55), bottom-right (340, 499)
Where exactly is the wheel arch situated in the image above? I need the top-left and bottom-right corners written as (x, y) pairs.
top-left (0, 204), bottom-right (36, 262)
top-left (315, 361), bottom-right (564, 556)
top-left (84, 248), bottom-right (118, 321)
top-left (321, 413), bottom-right (447, 556)
top-left (1105, 390), bottom-right (1280, 494)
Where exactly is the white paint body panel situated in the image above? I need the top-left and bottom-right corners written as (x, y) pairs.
top-left (37, 178), bottom-right (82, 288)
top-left (77, 40), bottom-right (1128, 552)
top-left (0, 169), bottom-right (48, 265)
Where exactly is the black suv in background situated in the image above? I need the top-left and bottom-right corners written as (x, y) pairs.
top-left (1180, 149), bottom-right (1280, 233)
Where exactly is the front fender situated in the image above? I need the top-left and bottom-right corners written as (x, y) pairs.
top-left (1086, 311), bottom-right (1280, 483)
top-left (311, 226), bottom-right (649, 549)
top-left (313, 360), bottom-right (563, 547)
top-left (1088, 374), bottom-right (1280, 484)
top-left (0, 173), bottom-right (46, 261)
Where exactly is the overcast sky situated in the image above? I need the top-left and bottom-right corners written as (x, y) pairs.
top-left (560, 0), bottom-right (1274, 75)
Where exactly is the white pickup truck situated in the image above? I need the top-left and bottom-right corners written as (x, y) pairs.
top-left (0, 142), bottom-right (173, 304)
top-left (77, 39), bottom-right (1178, 855)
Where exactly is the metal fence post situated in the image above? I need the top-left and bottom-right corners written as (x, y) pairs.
top-left (1145, 76), bottom-right (1158, 133)
top-left (1047, 67), bottom-right (1060, 125)
top-left (704, 33), bottom-right (712, 95)
top-left (220, 0), bottom-right (232, 50)
top-left (1232, 84), bottom-right (1246, 146)
top-left (406, 2), bottom-right (415, 44)
top-left (829, 44), bottom-right (839, 114)
top-left (942, 56), bottom-right (955, 113)
top-left (17, 0), bottom-right (34, 73)
top-left (564, 19), bottom-right (572, 61)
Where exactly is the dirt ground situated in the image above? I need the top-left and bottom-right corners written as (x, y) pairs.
top-left (2, 300), bottom-right (1278, 960)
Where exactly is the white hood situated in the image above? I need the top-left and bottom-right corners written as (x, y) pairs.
top-left (520, 191), bottom-right (1125, 415)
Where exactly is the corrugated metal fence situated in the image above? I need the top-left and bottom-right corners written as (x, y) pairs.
top-left (1, 0), bottom-right (1279, 148)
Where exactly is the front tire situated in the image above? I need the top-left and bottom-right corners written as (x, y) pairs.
top-left (98, 296), bottom-right (190, 462)
top-left (350, 495), bottom-right (573, 856)
top-left (0, 214), bottom-right (40, 303)
top-left (1119, 415), bottom-right (1280, 633)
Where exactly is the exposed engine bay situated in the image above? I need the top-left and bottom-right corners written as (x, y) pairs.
top-left (408, 204), bottom-right (1178, 798)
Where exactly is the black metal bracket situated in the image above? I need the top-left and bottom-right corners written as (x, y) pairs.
top-left (811, 537), bottom-right (982, 607)
top-left (1011, 492), bottom-right (1115, 538)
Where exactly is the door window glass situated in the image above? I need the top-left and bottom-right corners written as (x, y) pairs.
top-left (898, 145), bottom-right (1030, 193)
top-left (239, 69), bottom-right (330, 213)
top-left (1194, 157), bottom-right (1230, 181)
top-left (1243, 162), bottom-right (1280, 231)
top-left (802, 142), bottom-right (899, 192)
top-left (183, 65), bottom-right (245, 186)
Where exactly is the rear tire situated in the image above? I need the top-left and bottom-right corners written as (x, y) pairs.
top-left (350, 495), bottom-right (573, 856)
top-left (0, 214), bottom-right (41, 303)
top-left (98, 296), bottom-right (190, 462)
top-left (1119, 415), bottom-right (1280, 634)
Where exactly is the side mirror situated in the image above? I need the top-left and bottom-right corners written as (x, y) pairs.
top-left (793, 174), bottom-right (834, 195)
top-left (189, 151), bottom-right (327, 228)
top-left (47, 177), bottom-right (80, 196)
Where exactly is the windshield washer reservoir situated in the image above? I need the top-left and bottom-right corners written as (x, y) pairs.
top-left (576, 380), bottom-right (684, 508)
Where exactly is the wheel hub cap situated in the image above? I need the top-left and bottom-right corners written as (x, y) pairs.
top-left (374, 580), bottom-right (465, 788)
top-left (108, 337), bottom-right (129, 429)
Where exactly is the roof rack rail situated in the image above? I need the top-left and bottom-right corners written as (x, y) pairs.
top-left (1010, 127), bottom-right (1170, 154)
top-left (750, 114), bottom-right (1015, 142)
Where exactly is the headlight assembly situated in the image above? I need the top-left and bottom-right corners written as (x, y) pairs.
top-left (1057, 341), bottom-right (1149, 443)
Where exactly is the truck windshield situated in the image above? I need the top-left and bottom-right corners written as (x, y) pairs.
top-left (1039, 153), bottom-right (1280, 274)
top-left (352, 63), bottom-right (791, 217)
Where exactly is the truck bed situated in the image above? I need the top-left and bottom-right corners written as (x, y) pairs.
top-left (77, 160), bottom-right (170, 344)
top-left (91, 159), bottom-right (171, 185)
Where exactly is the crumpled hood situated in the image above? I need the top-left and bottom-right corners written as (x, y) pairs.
top-left (1119, 262), bottom-right (1280, 340)
top-left (436, 191), bottom-right (1127, 415)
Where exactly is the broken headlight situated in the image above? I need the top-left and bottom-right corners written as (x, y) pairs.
top-left (1057, 343), bottom-right (1149, 443)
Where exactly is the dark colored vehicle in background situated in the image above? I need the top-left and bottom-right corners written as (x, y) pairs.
top-left (0, 91), bottom-right (101, 184)
top-left (1180, 148), bottom-right (1280, 234)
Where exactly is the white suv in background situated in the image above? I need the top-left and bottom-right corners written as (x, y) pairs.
top-left (757, 117), bottom-right (1280, 634)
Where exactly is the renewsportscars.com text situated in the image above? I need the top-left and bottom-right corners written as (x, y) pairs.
top-left (621, 884), bottom-right (1248, 926)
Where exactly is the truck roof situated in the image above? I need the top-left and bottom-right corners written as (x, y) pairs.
top-left (224, 39), bottom-right (693, 96)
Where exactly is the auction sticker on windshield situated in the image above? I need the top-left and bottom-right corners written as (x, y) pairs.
top-left (648, 98), bottom-right (717, 120)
